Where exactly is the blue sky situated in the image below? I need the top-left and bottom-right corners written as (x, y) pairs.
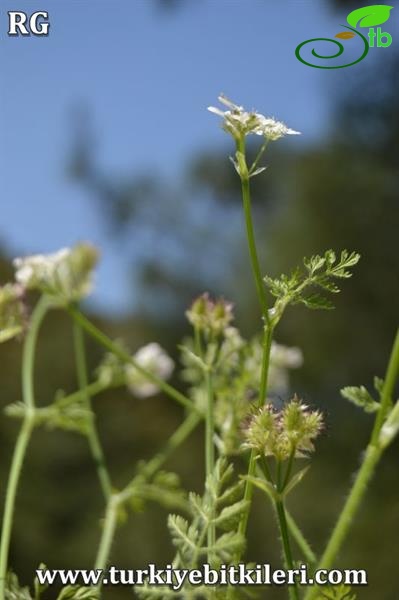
top-left (1, 0), bottom-right (396, 313)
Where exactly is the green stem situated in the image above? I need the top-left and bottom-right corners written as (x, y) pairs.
top-left (371, 328), bottom-right (399, 445)
top-left (249, 138), bottom-right (270, 175)
top-left (68, 306), bottom-right (198, 414)
top-left (259, 454), bottom-right (273, 483)
top-left (0, 418), bottom-right (34, 599)
top-left (256, 458), bottom-right (317, 567)
top-left (282, 449), bottom-right (296, 491)
top-left (23, 296), bottom-right (51, 410)
top-left (276, 460), bottom-right (283, 491)
top-left (205, 370), bottom-right (216, 564)
top-left (194, 325), bottom-right (203, 361)
top-left (73, 320), bottom-right (113, 502)
top-left (309, 446), bottom-right (380, 580)
top-left (119, 413), bottom-right (201, 500)
top-left (237, 325), bottom-right (273, 544)
top-left (57, 379), bottom-right (117, 409)
top-left (0, 296), bottom-right (50, 600)
top-left (94, 411), bottom-right (201, 581)
top-left (305, 329), bottom-right (399, 600)
top-left (236, 138), bottom-right (269, 324)
top-left (95, 493), bottom-right (120, 574)
top-left (234, 135), bottom-right (275, 558)
top-left (275, 500), bottom-right (299, 600)
top-left (285, 511), bottom-right (317, 566)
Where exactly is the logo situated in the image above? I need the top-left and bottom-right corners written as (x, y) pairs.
top-left (8, 11), bottom-right (50, 36)
top-left (295, 4), bottom-right (393, 69)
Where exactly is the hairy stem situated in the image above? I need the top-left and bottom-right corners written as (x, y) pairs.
top-left (285, 510), bottom-right (317, 566)
top-left (237, 325), bottom-right (273, 545)
top-left (236, 138), bottom-right (269, 324)
top-left (94, 411), bottom-right (201, 582)
top-left (95, 493), bottom-right (120, 576)
top-left (122, 411), bottom-right (201, 497)
top-left (234, 136), bottom-right (274, 559)
top-left (68, 306), bottom-right (198, 414)
top-left (305, 329), bottom-right (399, 600)
top-left (205, 370), bottom-right (216, 564)
top-left (275, 500), bottom-right (300, 600)
top-left (0, 418), bottom-right (34, 599)
top-left (0, 296), bottom-right (50, 599)
top-left (57, 379), bottom-right (118, 409)
top-left (73, 320), bottom-right (113, 502)
top-left (22, 297), bottom-right (52, 410)
top-left (282, 449), bottom-right (296, 491)
top-left (371, 328), bottom-right (399, 445)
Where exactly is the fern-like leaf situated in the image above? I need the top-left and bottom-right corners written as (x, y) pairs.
top-left (264, 249), bottom-right (360, 318)
top-left (136, 459), bottom-right (250, 599)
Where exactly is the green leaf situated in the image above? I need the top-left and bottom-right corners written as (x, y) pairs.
top-left (217, 479), bottom-right (245, 506)
top-left (138, 460), bottom-right (248, 597)
top-left (347, 5), bottom-right (393, 28)
top-left (283, 467), bottom-right (310, 497)
top-left (214, 499), bottom-right (250, 531)
top-left (379, 400), bottom-right (399, 449)
top-left (127, 470), bottom-right (188, 514)
top-left (34, 563), bottom-right (49, 598)
top-left (316, 584), bottom-right (357, 599)
top-left (299, 294), bottom-right (334, 310)
top-left (56, 587), bottom-right (99, 600)
top-left (304, 254), bottom-right (326, 275)
top-left (284, 467), bottom-right (309, 495)
top-left (211, 531), bottom-right (246, 560)
top-left (167, 514), bottom-right (198, 554)
top-left (179, 345), bottom-right (208, 372)
top-left (241, 475), bottom-right (278, 501)
top-left (5, 571), bottom-right (33, 600)
top-left (341, 386), bottom-right (380, 413)
top-left (265, 249), bottom-right (360, 321)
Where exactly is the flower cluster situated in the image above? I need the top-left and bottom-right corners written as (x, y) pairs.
top-left (185, 293), bottom-right (234, 337)
top-left (208, 95), bottom-right (300, 142)
top-left (13, 243), bottom-right (98, 303)
top-left (243, 397), bottom-right (323, 461)
top-left (0, 284), bottom-right (26, 343)
top-left (97, 342), bottom-right (174, 399)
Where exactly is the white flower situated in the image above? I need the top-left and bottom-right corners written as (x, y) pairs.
top-left (245, 339), bottom-right (303, 397)
top-left (14, 248), bottom-right (70, 288)
top-left (268, 343), bottom-right (303, 393)
top-left (125, 342), bottom-right (174, 398)
top-left (270, 342), bottom-right (303, 369)
top-left (257, 117), bottom-right (301, 141)
top-left (14, 243), bottom-right (98, 303)
top-left (208, 94), bottom-right (301, 141)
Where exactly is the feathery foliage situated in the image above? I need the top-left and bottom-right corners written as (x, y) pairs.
top-left (265, 250), bottom-right (360, 314)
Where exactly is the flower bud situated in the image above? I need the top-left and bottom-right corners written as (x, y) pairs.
top-left (186, 293), bottom-right (234, 337)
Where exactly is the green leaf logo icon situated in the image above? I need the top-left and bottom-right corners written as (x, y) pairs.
top-left (347, 5), bottom-right (393, 28)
